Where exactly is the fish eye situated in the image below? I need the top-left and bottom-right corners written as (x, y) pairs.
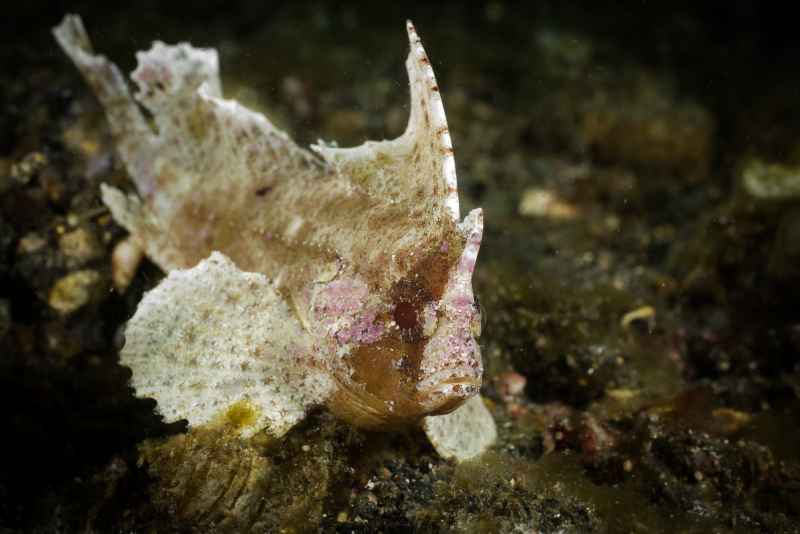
top-left (391, 277), bottom-right (435, 343)
top-left (394, 300), bottom-right (418, 331)
top-left (393, 299), bottom-right (424, 342)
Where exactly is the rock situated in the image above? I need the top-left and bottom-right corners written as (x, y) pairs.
top-left (110, 236), bottom-right (143, 292)
top-left (495, 371), bottom-right (527, 402)
top-left (139, 413), bottom-right (356, 532)
top-left (518, 188), bottom-right (579, 219)
top-left (10, 152), bottom-right (47, 185)
top-left (48, 269), bottom-right (103, 314)
top-left (527, 59), bottom-right (715, 180)
top-left (58, 227), bottom-right (102, 267)
top-left (17, 232), bottom-right (47, 254)
top-left (740, 158), bottom-right (800, 200)
top-left (581, 80), bottom-right (714, 180)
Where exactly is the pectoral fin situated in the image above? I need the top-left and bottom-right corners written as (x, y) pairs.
top-left (120, 252), bottom-right (334, 438)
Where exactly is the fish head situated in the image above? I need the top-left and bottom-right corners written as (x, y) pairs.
top-left (325, 209), bottom-right (484, 429)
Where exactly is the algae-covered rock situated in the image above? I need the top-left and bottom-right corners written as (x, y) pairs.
top-left (478, 266), bottom-right (639, 406)
top-left (741, 158), bottom-right (800, 200)
top-left (579, 77), bottom-right (714, 181)
top-left (341, 448), bottom-right (602, 533)
top-left (48, 269), bottom-right (104, 315)
top-left (58, 227), bottom-right (102, 268)
top-left (525, 36), bottom-right (715, 181)
top-left (139, 410), bottom-right (360, 532)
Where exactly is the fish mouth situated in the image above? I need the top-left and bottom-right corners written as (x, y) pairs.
top-left (415, 375), bottom-right (482, 415)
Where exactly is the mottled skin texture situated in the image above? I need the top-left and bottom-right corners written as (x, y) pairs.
top-left (54, 15), bottom-right (495, 460)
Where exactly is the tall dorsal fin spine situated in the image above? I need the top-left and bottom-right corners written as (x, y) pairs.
top-left (405, 20), bottom-right (460, 221)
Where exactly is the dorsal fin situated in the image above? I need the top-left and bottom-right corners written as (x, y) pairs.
top-left (55, 15), bottom-right (464, 291)
top-left (53, 15), bottom-right (156, 193)
top-left (312, 21), bottom-right (460, 221)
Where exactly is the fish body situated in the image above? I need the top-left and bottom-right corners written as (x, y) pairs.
top-left (54, 15), bottom-right (495, 460)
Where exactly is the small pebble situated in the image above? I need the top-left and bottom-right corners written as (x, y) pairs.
top-left (620, 305), bottom-right (655, 329)
top-left (518, 188), bottom-right (578, 219)
top-left (623, 459), bottom-right (634, 472)
top-left (112, 236), bottom-right (143, 292)
top-left (17, 233), bottom-right (47, 254)
top-left (59, 227), bottom-right (102, 267)
top-left (10, 152), bottom-right (47, 185)
top-left (496, 371), bottom-right (527, 400)
top-left (49, 269), bottom-right (102, 314)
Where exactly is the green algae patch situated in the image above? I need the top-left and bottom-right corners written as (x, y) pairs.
top-left (222, 399), bottom-right (260, 432)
